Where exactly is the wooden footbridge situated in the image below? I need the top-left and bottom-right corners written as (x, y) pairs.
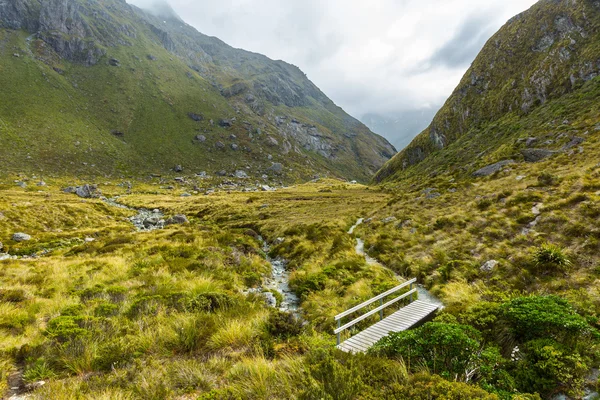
top-left (334, 279), bottom-right (439, 353)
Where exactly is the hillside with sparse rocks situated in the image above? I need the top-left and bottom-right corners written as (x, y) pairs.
top-left (0, 0), bottom-right (395, 182)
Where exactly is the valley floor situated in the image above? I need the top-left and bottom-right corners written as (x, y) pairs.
top-left (1, 172), bottom-right (599, 399)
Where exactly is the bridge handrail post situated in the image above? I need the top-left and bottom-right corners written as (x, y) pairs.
top-left (337, 320), bottom-right (341, 345)
top-left (410, 282), bottom-right (413, 303)
top-left (379, 298), bottom-right (383, 320)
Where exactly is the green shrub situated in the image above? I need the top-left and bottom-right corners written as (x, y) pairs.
top-left (371, 322), bottom-right (482, 380)
top-left (384, 373), bottom-right (498, 399)
top-left (94, 302), bottom-right (119, 317)
top-left (514, 339), bottom-right (588, 398)
top-left (532, 243), bottom-right (571, 273)
top-left (265, 310), bottom-right (303, 339)
top-left (45, 316), bottom-right (93, 342)
top-left (499, 296), bottom-right (592, 345)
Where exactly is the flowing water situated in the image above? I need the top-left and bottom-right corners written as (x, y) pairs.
top-left (242, 238), bottom-right (301, 315)
top-left (102, 196), bottom-right (165, 231)
top-left (349, 218), bottom-right (444, 308)
top-left (261, 239), bottom-right (301, 314)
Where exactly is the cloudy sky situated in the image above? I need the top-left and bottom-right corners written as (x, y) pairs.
top-left (129, 0), bottom-right (538, 129)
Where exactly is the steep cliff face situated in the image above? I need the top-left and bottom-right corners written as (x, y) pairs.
top-left (375, 0), bottom-right (600, 182)
top-left (0, 0), bottom-right (394, 181)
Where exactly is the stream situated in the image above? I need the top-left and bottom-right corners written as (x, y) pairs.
top-left (102, 196), bottom-right (165, 231)
top-left (349, 218), bottom-right (444, 308)
top-left (242, 238), bottom-right (301, 315)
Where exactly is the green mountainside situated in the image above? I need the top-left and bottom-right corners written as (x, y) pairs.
top-left (0, 0), bottom-right (395, 181)
top-left (375, 0), bottom-right (600, 182)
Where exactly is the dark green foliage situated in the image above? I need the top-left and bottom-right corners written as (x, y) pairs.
top-left (265, 309), bottom-right (303, 339)
top-left (371, 322), bottom-right (482, 380)
top-left (45, 316), bottom-right (93, 342)
top-left (499, 296), bottom-right (592, 345)
top-left (385, 374), bottom-right (499, 399)
top-left (513, 339), bottom-right (588, 398)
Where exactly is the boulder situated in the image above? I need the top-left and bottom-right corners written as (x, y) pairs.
top-left (521, 149), bottom-right (555, 162)
top-left (165, 214), bottom-right (189, 225)
top-left (108, 58), bottom-right (120, 66)
top-left (263, 292), bottom-right (277, 308)
top-left (216, 170), bottom-right (227, 177)
top-left (481, 260), bottom-right (499, 272)
top-left (219, 119), bottom-right (233, 127)
top-left (473, 160), bottom-right (515, 177)
top-left (194, 135), bottom-right (206, 143)
top-left (143, 217), bottom-right (160, 228)
top-left (268, 163), bottom-right (283, 174)
top-left (266, 136), bottom-right (279, 147)
top-left (111, 130), bottom-right (124, 137)
top-left (215, 141), bottom-right (225, 149)
top-left (382, 216), bottom-right (397, 224)
top-left (561, 136), bottom-right (585, 151)
top-left (188, 113), bottom-right (203, 122)
top-left (231, 143), bottom-right (239, 151)
top-left (75, 184), bottom-right (99, 199)
top-left (525, 137), bottom-right (538, 147)
top-left (235, 170), bottom-right (249, 179)
top-left (174, 165), bottom-right (184, 173)
top-left (12, 232), bottom-right (31, 242)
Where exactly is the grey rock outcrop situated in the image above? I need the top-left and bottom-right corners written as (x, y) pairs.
top-left (75, 184), bottom-right (98, 198)
top-left (481, 260), bottom-right (499, 272)
top-left (521, 149), bottom-right (556, 162)
top-left (268, 163), bottom-right (283, 174)
top-left (165, 214), bottom-right (189, 225)
top-left (473, 160), bottom-right (515, 177)
top-left (12, 232), bottom-right (31, 242)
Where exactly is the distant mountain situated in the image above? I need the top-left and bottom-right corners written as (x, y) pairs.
top-left (375, 0), bottom-right (600, 183)
top-left (361, 108), bottom-right (438, 151)
top-left (0, 0), bottom-right (395, 181)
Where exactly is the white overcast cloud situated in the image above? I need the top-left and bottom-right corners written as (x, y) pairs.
top-left (128, 0), bottom-right (539, 118)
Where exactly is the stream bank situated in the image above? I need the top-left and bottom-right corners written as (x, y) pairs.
top-left (349, 218), bottom-right (444, 308)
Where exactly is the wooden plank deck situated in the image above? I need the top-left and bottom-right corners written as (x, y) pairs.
top-left (337, 300), bottom-right (439, 353)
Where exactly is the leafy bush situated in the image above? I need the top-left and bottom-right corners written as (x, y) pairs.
top-left (45, 316), bottom-right (93, 342)
top-left (371, 322), bottom-right (483, 380)
top-left (384, 373), bottom-right (498, 399)
top-left (265, 310), bottom-right (303, 339)
top-left (499, 296), bottom-right (593, 345)
top-left (513, 339), bottom-right (588, 398)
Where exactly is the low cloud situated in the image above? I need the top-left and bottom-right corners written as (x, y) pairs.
top-left (128, 0), bottom-right (538, 122)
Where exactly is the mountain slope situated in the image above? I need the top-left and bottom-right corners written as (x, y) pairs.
top-left (375, 0), bottom-right (600, 182)
top-left (0, 0), bottom-right (395, 181)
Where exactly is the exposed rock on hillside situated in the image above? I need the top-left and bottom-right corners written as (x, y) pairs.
top-left (0, 0), bottom-right (394, 182)
top-left (375, 0), bottom-right (600, 182)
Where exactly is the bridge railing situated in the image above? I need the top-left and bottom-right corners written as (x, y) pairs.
top-left (334, 278), bottom-right (417, 345)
